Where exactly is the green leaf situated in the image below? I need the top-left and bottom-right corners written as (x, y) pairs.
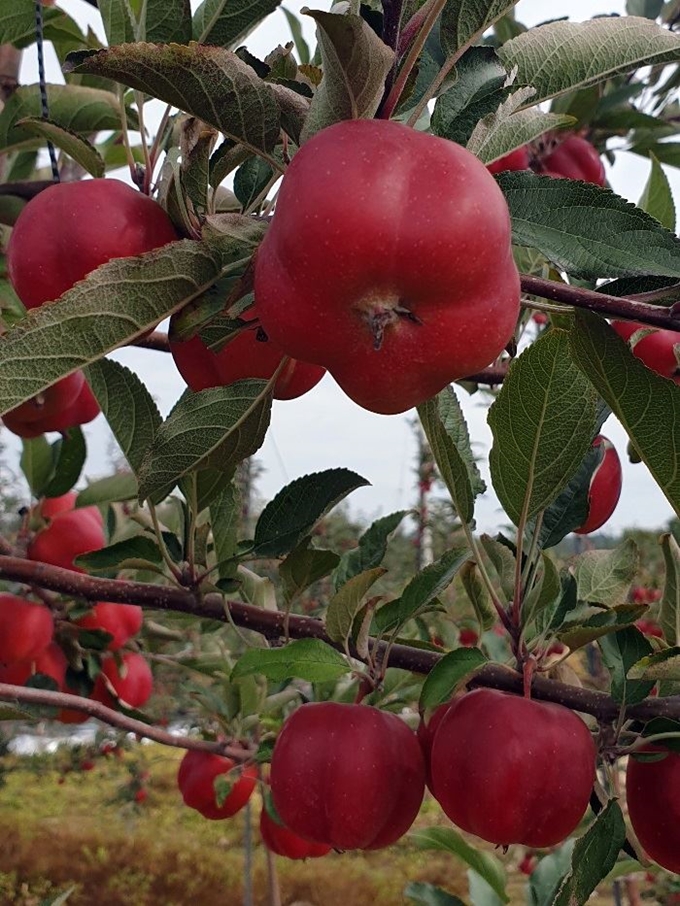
top-left (41, 427), bottom-right (87, 498)
top-left (600, 627), bottom-right (655, 705)
top-left (231, 638), bottom-right (349, 682)
top-left (326, 567), bottom-right (387, 645)
top-left (528, 840), bottom-right (575, 906)
top-left (480, 535), bottom-right (515, 603)
top-left (574, 540), bottom-right (640, 607)
top-left (299, 11), bottom-right (394, 143)
top-left (0, 241), bottom-right (223, 417)
top-left (488, 329), bottom-right (597, 526)
top-left (86, 360), bottom-right (161, 478)
top-left (404, 882), bottom-right (467, 906)
top-left (0, 85), bottom-right (125, 155)
top-left (418, 387), bottom-right (484, 525)
top-left (431, 47), bottom-right (509, 148)
top-left (374, 547), bottom-right (470, 634)
top-left (498, 172), bottom-right (680, 280)
top-left (76, 473), bottom-right (138, 507)
top-left (137, 380), bottom-right (272, 503)
top-left (331, 510), bottom-right (410, 593)
top-left (411, 827), bottom-right (508, 904)
top-left (523, 553), bottom-right (562, 633)
top-left (65, 44), bottom-right (281, 160)
top-left (97, 0), bottom-right (136, 46)
top-left (538, 442), bottom-right (602, 549)
top-left (142, 0), bottom-right (192, 44)
top-left (419, 648), bottom-right (487, 710)
top-left (233, 155), bottom-right (275, 210)
top-left (75, 535), bottom-right (164, 573)
top-left (0, 1), bottom-right (81, 48)
top-left (551, 800), bottom-right (627, 906)
top-left (660, 532), bottom-right (680, 646)
top-left (210, 481), bottom-right (240, 578)
top-left (193, 0), bottom-right (281, 48)
top-left (439, 0), bottom-right (518, 59)
top-left (20, 435), bottom-right (55, 497)
top-left (460, 561), bottom-right (496, 632)
top-left (498, 17), bottom-right (680, 108)
top-left (468, 871), bottom-right (505, 906)
top-left (282, 6), bottom-right (310, 65)
top-left (559, 604), bottom-right (646, 651)
top-left (251, 469), bottom-right (369, 559)
top-left (14, 119), bottom-right (105, 178)
top-left (280, 542), bottom-right (340, 604)
top-left (569, 312), bottom-right (680, 519)
top-left (638, 153), bottom-right (676, 231)
top-left (470, 109), bottom-right (575, 167)
top-left (627, 0), bottom-right (663, 16)
top-left (627, 647), bottom-right (680, 681)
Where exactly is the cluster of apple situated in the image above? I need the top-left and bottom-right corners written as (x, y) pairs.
top-left (0, 491), bottom-right (151, 718)
top-left (176, 749), bottom-right (330, 859)
top-left (487, 133), bottom-right (607, 186)
top-left (2, 179), bottom-right (178, 438)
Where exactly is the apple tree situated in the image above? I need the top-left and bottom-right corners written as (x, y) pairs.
top-left (1, 0), bottom-right (680, 900)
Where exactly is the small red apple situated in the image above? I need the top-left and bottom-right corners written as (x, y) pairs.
top-left (177, 749), bottom-right (258, 820)
top-left (487, 146), bottom-right (530, 174)
top-left (75, 602), bottom-right (144, 651)
top-left (611, 321), bottom-right (680, 385)
top-left (28, 506), bottom-right (106, 571)
top-left (540, 136), bottom-right (606, 186)
top-left (0, 595), bottom-right (54, 665)
top-left (91, 652), bottom-right (153, 709)
top-left (574, 435), bottom-right (622, 535)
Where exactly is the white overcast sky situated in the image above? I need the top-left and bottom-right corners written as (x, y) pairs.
top-left (8, 0), bottom-right (678, 535)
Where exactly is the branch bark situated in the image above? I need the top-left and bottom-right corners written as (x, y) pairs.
top-left (1, 554), bottom-right (678, 726)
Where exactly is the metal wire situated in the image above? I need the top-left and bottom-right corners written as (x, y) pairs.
top-left (34, 0), bottom-right (60, 182)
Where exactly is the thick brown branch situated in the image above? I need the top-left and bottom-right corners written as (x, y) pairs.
top-left (521, 275), bottom-right (680, 330)
top-left (132, 330), bottom-right (171, 352)
top-left (0, 681), bottom-right (252, 760)
top-left (0, 554), bottom-right (677, 726)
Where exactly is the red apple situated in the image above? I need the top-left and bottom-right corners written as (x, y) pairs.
top-left (574, 435), bottom-right (622, 535)
top-left (259, 804), bottom-right (331, 859)
top-left (270, 702), bottom-right (426, 850)
top-left (487, 146), bottom-right (530, 174)
top-left (177, 749), bottom-right (258, 820)
top-left (75, 602), bottom-right (144, 651)
top-left (626, 746), bottom-right (680, 873)
top-left (541, 136), bottom-right (606, 186)
top-left (611, 321), bottom-right (680, 385)
top-left (254, 119), bottom-right (520, 415)
top-left (0, 594), bottom-right (54, 665)
top-left (28, 506), bottom-right (106, 571)
top-left (91, 652), bottom-right (153, 709)
top-left (429, 689), bottom-right (596, 847)
top-left (7, 179), bottom-right (178, 310)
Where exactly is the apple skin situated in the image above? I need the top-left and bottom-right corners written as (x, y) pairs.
top-left (75, 602), bottom-right (144, 651)
top-left (38, 491), bottom-right (79, 521)
top-left (6, 372), bottom-right (84, 424)
top-left (91, 651), bottom-right (153, 709)
top-left (417, 701), bottom-right (455, 792)
top-left (574, 435), bottom-right (622, 535)
top-left (169, 310), bottom-right (325, 400)
top-left (541, 136), bottom-right (606, 186)
top-left (177, 750), bottom-right (258, 820)
top-left (259, 805), bottom-right (331, 859)
top-left (7, 179), bottom-right (178, 310)
top-left (429, 688), bottom-right (596, 847)
top-left (27, 506), bottom-right (106, 571)
top-left (0, 642), bottom-right (67, 687)
top-left (487, 146), bottom-right (530, 174)
top-left (611, 321), bottom-right (680, 385)
top-left (626, 747), bottom-right (680, 873)
top-left (270, 701), bottom-right (426, 850)
top-left (2, 371), bottom-right (101, 438)
top-left (0, 595), bottom-right (54, 665)
top-left (254, 119), bottom-right (520, 415)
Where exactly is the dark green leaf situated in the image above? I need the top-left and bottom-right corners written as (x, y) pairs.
top-left (326, 567), bottom-right (387, 645)
top-left (210, 481), bottom-right (241, 578)
top-left (20, 436), bottom-right (55, 497)
top-left (76, 473), bottom-right (138, 507)
top-left (75, 535), bottom-right (164, 573)
top-left (488, 329), bottom-right (597, 526)
top-left (193, 0), bottom-right (281, 48)
top-left (41, 427), bottom-right (86, 498)
top-left (280, 542), bottom-right (340, 605)
top-left (331, 510), bottom-right (409, 592)
top-left (411, 828), bottom-right (508, 903)
top-left (404, 882), bottom-right (467, 906)
top-left (599, 628), bottom-right (655, 704)
top-left (660, 532), bottom-right (680, 646)
top-left (251, 469), bottom-right (369, 559)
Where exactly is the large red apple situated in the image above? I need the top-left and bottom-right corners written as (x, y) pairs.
top-left (7, 179), bottom-right (178, 310)
top-left (75, 603), bottom-right (144, 651)
top-left (429, 689), bottom-right (596, 847)
top-left (91, 652), bottom-right (153, 709)
top-left (626, 746), bottom-right (680, 873)
top-left (254, 119), bottom-right (520, 415)
top-left (28, 506), bottom-right (106, 571)
top-left (270, 701), bottom-right (425, 850)
top-left (259, 803), bottom-right (331, 859)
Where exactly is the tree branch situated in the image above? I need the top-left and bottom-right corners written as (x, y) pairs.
top-left (521, 275), bottom-right (680, 330)
top-left (0, 681), bottom-right (253, 760)
top-left (1, 554), bottom-right (678, 726)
